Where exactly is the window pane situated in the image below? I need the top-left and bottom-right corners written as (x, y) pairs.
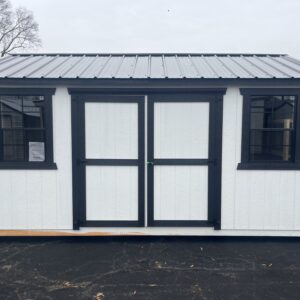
top-left (0, 95), bottom-right (48, 163)
top-left (0, 129), bottom-right (45, 162)
top-left (250, 145), bottom-right (291, 161)
top-left (250, 130), bottom-right (293, 146)
top-left (2, 129), bottom-right (24, 146)
top-left (23, 96), bottom-right (44, 128)
top-left (0, 96), bottom-right (23, 128)
top-left (1, 129), bottom-right (24, 161)
top-left (250, 130), bottom-right (293, 162)
top-left (3, 145), bottom-right (25, 161)
top-left (248, 94), bottom-right (296, 163)
top-left (250, 95), bottom-right (295, 130)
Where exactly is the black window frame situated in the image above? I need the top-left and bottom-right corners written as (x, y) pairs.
top-left (0, 88), bottom-right (57, 169)
top-left (238, 88), bottom-right (300, 170)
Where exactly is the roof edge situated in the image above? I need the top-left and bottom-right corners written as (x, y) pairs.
top-left (8, 52), bottom-right (288, 57)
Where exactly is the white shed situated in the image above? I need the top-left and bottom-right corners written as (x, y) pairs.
top-left (0, 53), bottom-right (300, 236)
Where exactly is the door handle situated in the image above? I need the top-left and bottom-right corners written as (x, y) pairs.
top-left (146, 161), bottom-right (154, 165)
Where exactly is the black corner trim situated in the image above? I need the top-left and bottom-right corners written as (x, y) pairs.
top-left (0, 162), bottom-right (57, 170)
top-left (237, 162), bottom-right (300, 170)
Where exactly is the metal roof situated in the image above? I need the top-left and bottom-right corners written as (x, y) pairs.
top-left (0, 53), bottom-right (299, 79)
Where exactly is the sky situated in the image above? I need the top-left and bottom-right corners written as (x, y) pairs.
top-left (10, 0), bottom-right (300, 58)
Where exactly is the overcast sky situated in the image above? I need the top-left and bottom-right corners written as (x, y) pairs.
top-left (10, 0), bottom-right (300, 58)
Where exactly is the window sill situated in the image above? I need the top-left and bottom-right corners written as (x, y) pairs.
top-left (237, 162), bottom-right (300, 170)
top-left (0, 162), bottom-right (57, 170)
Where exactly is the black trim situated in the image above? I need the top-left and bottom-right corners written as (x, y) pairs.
top-left (0, 162), bottom-right (57, 169)
top-left (239, 88), bottom-right (300, 170)
top-left (71, 94), bottom-right (145, 229)
top-left (2, 78), bottom-right (300, 88)
top-left (0, 88), bottom-right (56, 168)
top-left (147, 93), bottom-right (224, 229)
top-left (149, 220), bottom-right (214, 227)
top-left (84, 221), bottom-right (142, 227)
top-left (82, 159), bottom-right (139, 166)
top-left (237, 162), bottom-right (300, 170)
top-left (151, 159), bottom-right (214, 165)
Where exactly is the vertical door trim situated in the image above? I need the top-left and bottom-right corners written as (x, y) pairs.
top-left (71, 94), bottom-right (145, 229)
top-left (147, 93), bottom-right (224, 229)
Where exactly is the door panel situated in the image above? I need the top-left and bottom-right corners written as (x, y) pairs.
top-left (154, 102), bottom-right (209, 158)
top-left (86, 166), bottom-right (138, 221)
top-left (72, 95), bottom-right (144, 228)
top-left (72, 92), bottom-right (222, 229)
top-left (154, 165), bottom-right (208, 220)
top-left (85, 102), bottom-right (138, 159)
top-left (148, 95), bottom-right (223, 227)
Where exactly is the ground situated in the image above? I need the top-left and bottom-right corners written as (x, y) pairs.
top-left (0, 237), bottom-right (299, 299)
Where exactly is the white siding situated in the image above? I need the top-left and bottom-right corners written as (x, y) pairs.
top-left (0, 87), bottom-right (73, 229)
top-left (221, 87), bottom-right (300, 231)
top-left (1, 85), bottom-right (300, 235)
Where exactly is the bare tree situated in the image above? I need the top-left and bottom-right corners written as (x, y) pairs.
top-left (0, 0), bottom-right (41, 57)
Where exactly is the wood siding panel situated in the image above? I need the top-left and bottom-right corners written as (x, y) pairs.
top-left (0, 87), bottom-right (72, 230)
top-left (154, 166), bottom-right (208, 220)
top-left (154, 102), bottom-right (209, 159)
top-left (85, 102), bottom-right (138, 159)
top-left (222, 87), bottom-right (300, 231)
top-left (86, 166), bottom-right (138, 221)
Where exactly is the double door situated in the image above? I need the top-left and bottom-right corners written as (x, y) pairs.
top-left (72, 93), bottom-right (222, 229)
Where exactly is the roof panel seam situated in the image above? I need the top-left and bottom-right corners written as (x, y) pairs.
top-left (242, 56), bottom-right (273, 78)
top-left (188, 55), bottom-right (201, 78)
top-left (175, 55), bottom-right (184, 78)
top-left (162, 55), bottom-right (168, 78)
top-left (61, 55), bottom-right (86, 77)
top-left (228, 56), bottom-right (255, 78)
top-left (78, 55), bottom-right (99, 77)
top-left (112, 55), bottom-right (125, 78)
top-left (147, 55), bottom-right (151, 78)
top-left (0, 55), bottom-right (32, 74)
top-left (266, 55), bottom-right (300, 76)
top-left (254, 55), bottom-right (290, 77)
top-left (42, 56), bottom-right (73, 77)
top-left (8, 56), bottom-right (47, 77)
top-left (202, 56), bottom-right (219, 78)
top-left (129, 55), bottom-right (138, 78)
top-left (96, 55), bottom-right (112, 78)
top-left (215, 55), bottom-right (238, 77)
top-left (26, 55), bottom-right (59, 77)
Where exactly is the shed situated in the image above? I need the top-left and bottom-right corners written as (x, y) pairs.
top-left (1, 53), bottom-right (300, 236)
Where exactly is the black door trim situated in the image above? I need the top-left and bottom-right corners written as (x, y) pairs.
top-left (147, 93), bottom-right (223, 229)
top-left (71, 94), bottom-right (145, 229)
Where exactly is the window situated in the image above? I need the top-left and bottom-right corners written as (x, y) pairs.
top-left (0, 89), bottom-right (56, 169)
top-left (239, 89), bottom-right (300, 170)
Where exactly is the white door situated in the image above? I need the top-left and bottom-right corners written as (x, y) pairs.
top-left (73, 95), bottom-right (144, 228)
top-left (72, 93), bottom-right (222, 229)
top-left (147, 95), bottom-right (221, 227)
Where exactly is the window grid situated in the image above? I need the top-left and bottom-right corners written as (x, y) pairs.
top-left (239, 89), bottom-right (300, 170)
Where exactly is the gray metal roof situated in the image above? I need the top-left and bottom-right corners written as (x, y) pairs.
top-left (0, 53), bottom-right (300, 79)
